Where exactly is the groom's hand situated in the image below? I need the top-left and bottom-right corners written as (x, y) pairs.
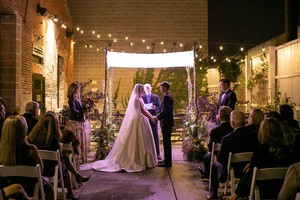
top-left (151, 116), bottom-right (158, 122)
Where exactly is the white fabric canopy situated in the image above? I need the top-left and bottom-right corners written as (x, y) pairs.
top-left (107, 50), bottom-right (194, 68)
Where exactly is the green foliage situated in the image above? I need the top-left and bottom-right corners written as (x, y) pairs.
top-left (113, 79), bottom-right (121, 109)
top-left (264, 91), bottom-right (296, 113)
top-left (121, 92), bottom-right (130, 109)
top-left (247, 53), bottom-right (269, 106)
top-left (218, 59), bottom-right (242, 83)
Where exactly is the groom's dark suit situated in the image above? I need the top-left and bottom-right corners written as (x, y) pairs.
top-left (157, 91), bottom-right (174, 167)
top-left (141, 93), bottom-right (161, 156)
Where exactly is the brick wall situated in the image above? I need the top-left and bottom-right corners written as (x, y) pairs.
top-left (0, 0), bottom-right (74, 113)
top-left (67, 0), bottom-right (208, 111)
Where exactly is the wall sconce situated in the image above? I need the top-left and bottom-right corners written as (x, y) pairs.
top-left (37, 4), bottom-right (48, 16)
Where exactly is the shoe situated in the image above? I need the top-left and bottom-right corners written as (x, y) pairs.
top-left (158, 162), bottom-right (172, 167)
top-left (66, 192), bottom-right (80, 200)
top-left (76, 174), bottom-right (90, 184)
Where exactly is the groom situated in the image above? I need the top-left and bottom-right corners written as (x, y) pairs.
top-left (156, 81), bottom-right (174, 167)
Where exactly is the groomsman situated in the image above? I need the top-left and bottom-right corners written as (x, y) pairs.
top-left (156, 81), bottom-right (174, 167)
top-left (141, 84), bottom-right (162, 160)
top-left (216, 78), bottom-right (237, 114)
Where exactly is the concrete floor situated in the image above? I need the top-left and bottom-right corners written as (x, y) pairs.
top-left (74, 143), bottom-right (209, 200)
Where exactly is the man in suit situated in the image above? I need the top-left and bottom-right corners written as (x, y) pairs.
top-left (156, 81), bottom-right (174, 167)
top-left (22, 101), bottom-right (39, 135)
top-left (216, 78), bottom-right (237, 114)
top-left (207, 110), bottom-right (260, 200)
top-left (198, 106), bottom-right (233, 180)
top-left (141, 83), bottom-right (161, 160)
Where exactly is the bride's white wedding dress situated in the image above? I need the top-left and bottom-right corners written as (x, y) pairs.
top-left (81, 84), bottom-right (158, 172)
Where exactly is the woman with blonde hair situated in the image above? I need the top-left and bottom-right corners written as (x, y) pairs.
top-left (28, 112), bottom-right (89, 200)
top-left (66, 82), bottom-right (89, 164)
top-left (0, 115), bottom-right (53, 200)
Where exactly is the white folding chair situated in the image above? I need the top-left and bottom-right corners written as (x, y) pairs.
top-left (38, 150), bottom-right (65, 200)
top-left (209, 142), bottom-right (221, 191)
top-left (249, 167), bottom-right (288, 200)
top-left (0, 164), bottom-right (45, 200)
top-left (224, 152), bottom-right (253, 195)
top-left (62, 142), bottom-right (78, 189)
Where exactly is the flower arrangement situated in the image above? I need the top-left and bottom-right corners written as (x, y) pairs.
top-left (80, 80), bottom-right (105, 121)
top-left (182, 93), bottom-right (219, 162)
top-left (60, 80), bottom-right (121, 160)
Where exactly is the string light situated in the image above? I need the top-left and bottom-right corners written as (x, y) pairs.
top-left (72, 26), bottom-right (257, 63)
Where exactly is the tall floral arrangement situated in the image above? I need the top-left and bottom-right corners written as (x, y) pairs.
top-left (182, 93), bottom-right (218, 162)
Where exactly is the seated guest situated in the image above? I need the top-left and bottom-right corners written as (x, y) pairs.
top-left (22, 101), bottom-right (39, 135)
top-left (27, 112), bottom-right (89, 200)
top-left (60, 125), bottom-right (80, 153)
top-left (266, 111), bottom-right (281, 121)
top-left (207, 110), bottom-right (260, 200)
top-left (1, 184), bottom-right (29, 200)
top-left (279, 104), bottom-right (299, 129)
top-left (229, 118), bottom-right (295, 200)
top-left (278, 162), bottom-right (300, 200)
top-left (291, 133), bottom-right (300, 162)
top-left (199, 106), bottom-right (233, 179)
top-left (246, 108), bottom-right (264, 131)
top-left (0, 115), bottom-right (54, 200)
top-left (0, 102), bottom-right (6, 138)
top-left (278, 104), bottom-right (300, 146)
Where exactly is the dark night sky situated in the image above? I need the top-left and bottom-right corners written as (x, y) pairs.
top-left (208, 0), bottom-right (300, 61)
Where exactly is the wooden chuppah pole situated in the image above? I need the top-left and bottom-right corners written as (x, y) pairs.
top-left (193, 48), bottom-right (198, 120)
top-left (101, 47), bottom-right (108, 129)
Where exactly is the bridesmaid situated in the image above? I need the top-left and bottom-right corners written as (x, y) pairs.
top-left (66, 82), bottom-right (89, 164)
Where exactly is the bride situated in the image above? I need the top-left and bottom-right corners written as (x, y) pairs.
top-left (82, 84), bottom-right (158, 172)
